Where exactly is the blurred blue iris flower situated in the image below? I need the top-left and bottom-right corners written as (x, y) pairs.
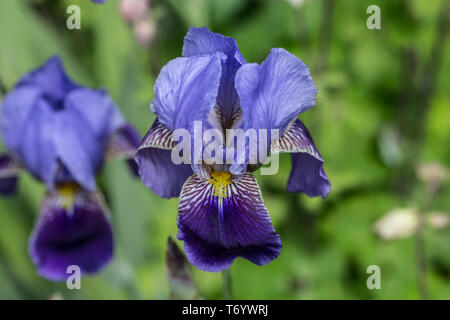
top-left (136, 27), bottom-right (331, 272)
top-left (0, 56), bottom-right (140, 281)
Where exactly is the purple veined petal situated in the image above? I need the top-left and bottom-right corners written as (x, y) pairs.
top-left (17, 56), bottom-right (79, 108)
top-left (135, 119), bottom-right (193, 198)
top-left (235, 48), bottom-right (318, 135)
top-left (29, 186), bottom-right (113, 281)
top-left (0, 154), bottom-right (20, 196)
top-left (1, 88), bottom-right (59, 185)
top-left (92, 0), bottom-right (107, 3)
top-left (177, 172), bottom-right (281, 272)
top-left (183, 27), bottom-right (245, 129)
top-left (151, 53), bottom-right (224, 132)
top-left (105, 123), bottom-right (141, 176)
top-left (273, 119), bottom-right (331, 198)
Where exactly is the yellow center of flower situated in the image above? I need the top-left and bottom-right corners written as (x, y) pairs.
top-left (57, 183), bottom-right (79, 209)
top-left (209, 171), bottom-right (232, 198)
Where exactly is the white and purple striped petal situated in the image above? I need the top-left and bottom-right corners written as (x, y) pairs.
top-left (29, 187), bottom-right (113, 281)
top-left (274, 119), bottom-right (331, 198)
top-left (135, 120), bottom-right (193, 198)
top-left (177, 172), bottom-right (281, 272)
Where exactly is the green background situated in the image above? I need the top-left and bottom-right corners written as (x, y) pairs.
top-left (0, 0), bottom-right (449, 299)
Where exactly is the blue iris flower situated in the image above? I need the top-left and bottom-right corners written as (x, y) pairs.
top-left (0, 56), bottom-right (140, 281)
top-left (136, 27), bottom-right (331, 272)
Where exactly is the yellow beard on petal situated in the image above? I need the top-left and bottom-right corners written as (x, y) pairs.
top-left (209, 171), bottom-right (232, 198)
top-left (57, 183), bottom-right (79, 209)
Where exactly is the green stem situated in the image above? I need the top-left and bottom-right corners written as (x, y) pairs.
top-left (222, 268), bottom-right (232, 300)
top-left (415, 209), bottom-right (429, 300)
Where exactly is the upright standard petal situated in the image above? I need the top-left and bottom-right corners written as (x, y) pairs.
top-left (183, 27), bottom-right (245, 129)
top-left (177, 172), bottom-right (281, 272)
top-left (1, 88), bottom-right (58, 185)
top-left (151, 53), bottom-right (224, 132)
top-left (17, 56), bottom-right (78, 109)
top-left (272, 119), bottom-right (331, 198)
top-left (135, 120), bottom-right (193, 198)
top-left (53, 108), bottom-right (99, 191)
top-left (235, 48), bottom-right (317, 135)
top-left (52, 88), bottom-right (124, 190)
top-left (0, 154), bottom-right (20, 195)
top-left (29, 186), bottom-right (113, 281)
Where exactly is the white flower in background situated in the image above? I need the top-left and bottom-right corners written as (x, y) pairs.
top-left (374, 208), bottom-right (418, 240)
top-left (417, 162), bottom-right (448, 194)
top-left (119, 0), bottom-right (150, 24)
top-left (134, 18), bottom-right (155, 47)
top-left (276, 0), bottom-right (308, 8)
top-left (427, 212), bottom-right (449, 229)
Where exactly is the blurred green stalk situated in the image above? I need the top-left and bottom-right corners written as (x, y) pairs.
top-left (222, 268), bottom-right (232, 300)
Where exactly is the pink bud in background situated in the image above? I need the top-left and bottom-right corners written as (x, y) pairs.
top-left (133, 18), bottom-right (155, 47)
top-left (119, 0), bottom-right (149, 24)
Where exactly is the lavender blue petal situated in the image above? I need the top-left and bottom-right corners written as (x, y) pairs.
top-left (177, 173), bottom-right (281, 271)
top-left (135, 120), bottom-right (193, 198)
top-left (17, 56), bottom-right (78, 109)
top-left (274, 119), bottom-right (330, 198)
top-left (1, 87), bottom-right (58, 184)
top-left (235, 48), bottom-right (318, 135)
top-left (183, 27), bottom-right (245, 129)
top-left (151, 53), bottom-right (224, 132)
top-left (29, 189), bottom-right (113, 281)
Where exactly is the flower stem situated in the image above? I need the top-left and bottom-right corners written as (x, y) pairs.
top-left (222, 268), bottom-right (232, 300)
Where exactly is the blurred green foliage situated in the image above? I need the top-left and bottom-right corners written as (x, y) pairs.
top-left (0, 0), bottom-right (449, 299)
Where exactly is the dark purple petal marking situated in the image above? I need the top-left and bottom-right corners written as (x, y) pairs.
top-left (274, 119), bottom-right (331, 198)
top-left (0, 154), bottom-right (20, 195)
top-left (136, 120), bottom-right (192, 198)
top-left (29, 186), bottom-right (113, 281)
top-left (177, 172), bottom-right (281, 272)
top-left (183, 27), bottom-right (245, 129)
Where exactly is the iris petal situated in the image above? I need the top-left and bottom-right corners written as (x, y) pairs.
top-left (17, 56), bottom-right (79, 106)
top-left (183, 27), bottom-right (245, 129)
top-left (177, 172), bottom-right (281, 272)
top-left (0, 154), bottom-right (19, 195)
top-left (136, 120), bottom-right (193, 198)
top-left (273, 119), bottom-right (331, 198)
top-left (29, 188), bottom-right (113, 281)
top-left (151, 53), bottom-right (224, 132)
top-left (106, 123), bottom-right (141, 176)
top-left (52, 88), bottom-right (124, 190)
top-left (235, 48), bottom-right (317, 135)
